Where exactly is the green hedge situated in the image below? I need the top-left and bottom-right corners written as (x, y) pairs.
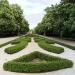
top-left (5, 37), bottom-right (31, 54)
top-left (54, 41), bottom-right (75, 50)
top-left (34, 36), bottom-right (55, 44)
top-left (34, 37), bottom-right (64, 54)
top-left (45, 39), bottom-right (55, 44)
top-left (38, 41), bottom-right (64, 54)
top-left (11, 37), bottom-right (31, 44)
top-left (38, 35), bottom-right (75, 50)
top-left (3, 51), bottom-right (73, 73)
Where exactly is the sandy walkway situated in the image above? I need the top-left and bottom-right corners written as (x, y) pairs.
top-left (0, 36), bottom-right (18, 44)
top-left (0, 38), bottom-right (75, 75)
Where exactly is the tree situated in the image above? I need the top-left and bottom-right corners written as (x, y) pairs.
top-left (0, 0), bottom-right (16, 36)
top-left (61, 0), bottom-right (75, 4)
top-left (35, 1), bottom-right (75, 39)
top-left (11, 4), bottom-right (29, 35)
top-left (0, 0), bottom-right (29, 37)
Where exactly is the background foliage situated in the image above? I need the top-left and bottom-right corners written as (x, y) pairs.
top-left (0, 0), bottom-right (29, 37)
top-left (35, 0), bottom-right (75, 39)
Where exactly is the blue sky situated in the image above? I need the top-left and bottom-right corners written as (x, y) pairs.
top-left (8, 0), bottom-right (61, 29)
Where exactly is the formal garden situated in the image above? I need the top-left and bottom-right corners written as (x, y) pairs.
top-left (0, 34), bottom-right (74, 74)
top-left (0, 0), bottom-right (75, 75)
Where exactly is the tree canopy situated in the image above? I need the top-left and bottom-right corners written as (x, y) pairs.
top-left (61, 0), bottom-right (75, 4)
top-left (0, 0), bottom-right (29, 37)
top-left (35, 0), bottom-right (75, 39)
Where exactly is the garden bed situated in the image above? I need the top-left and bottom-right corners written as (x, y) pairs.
top-left (3, 51), bottom-right (73, 73)
top-left (34, 36), bottom-right (64, 54)
top-left (5, 36), bottom-right (31, 54)
top-left (38, 35), bottom-right (75, 50)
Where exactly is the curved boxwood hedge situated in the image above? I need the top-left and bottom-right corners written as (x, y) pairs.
top-left (3, 51), bottom-right (73, 73)
top-left (38, 41), bottom-right (64, 54)
top-left (38, 34), bottom-right (75, 50)
top-left (34, 37), bottom-right (64, 54)
top-left (5, 37), bottom-right (31, 54)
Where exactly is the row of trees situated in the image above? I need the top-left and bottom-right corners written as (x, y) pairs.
top-left (35, 0), bottom-right (75, 39)
top-left (0, 0), bottom-right (29, 37)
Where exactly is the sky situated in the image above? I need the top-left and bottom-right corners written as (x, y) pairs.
top-left (8, 0), bottom-right (61, 29)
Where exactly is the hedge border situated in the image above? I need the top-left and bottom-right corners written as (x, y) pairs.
top-left (0, 35), bottom-right (29, 48)
top-left (3, 51), bottom-right (73, 73)
top-left (34, 36), bottom-right (64, 54)
top-left (4, 36), bottom-right (31, 54)
top-left (37, 34), bottom-right (75, 50)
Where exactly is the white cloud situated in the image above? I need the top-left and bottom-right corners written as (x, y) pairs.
top-left (8, 0), bottom-right (61, 29)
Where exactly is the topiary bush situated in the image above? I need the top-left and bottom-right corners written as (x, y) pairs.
top-left (3, 51), bottom-right (73, 73)
top-left (34, 36), bottom-right (64, 54)
top-left (5, 36), bottom-right (31, 54)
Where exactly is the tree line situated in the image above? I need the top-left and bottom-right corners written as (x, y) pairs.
top-left (35, 0), bottom-right (75, 39)
top-left (0, 0), bottom-right (29, 37)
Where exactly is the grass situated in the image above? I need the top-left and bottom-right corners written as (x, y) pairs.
top-left (34, 36), bottom-right (64, 54)
top-left (5, 36), bottom-right (31, 54)
top-left (3, 51), bottom-right (73, 73)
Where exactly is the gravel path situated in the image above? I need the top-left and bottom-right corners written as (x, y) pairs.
top-left (0, 38), bottom-right (75, 75)
top-left (0, 36), bottom-right (18, 44)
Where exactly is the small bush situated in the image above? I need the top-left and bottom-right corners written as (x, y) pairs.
top-left (5, 36), bottom-right (31, 54)
top-left (3, 51), bottom-right (73, 73)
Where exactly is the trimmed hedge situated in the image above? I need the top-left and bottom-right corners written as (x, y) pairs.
top-left (5, 37), bottom-right (31, 54)
top-left (37, 35), bottom-right (75, 50)
top-left (34, 36), bottom-right (55, 44)
top-left (45, 39), bottom-right (55, 44)
top-left (54, 41), bottom-right (75, 50)
top-left (3, 51), bottom-right (73, 73)
top-left (34, 37), bottom-right (64, 54)
top-left (38, 41), bottom-right (64, 54)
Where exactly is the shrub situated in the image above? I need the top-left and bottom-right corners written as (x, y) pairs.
top-left (5, 41), bottom-right (28, 54)
top-left (34, 36), bottom-right (64, 54)
top-left (5, 36), bottom-right (31, 54)
top-left (38, 35), bottom-right (75, 50)
top-left (34, 36), bottom-right (55, 44)
top-left (34, 37), bottom-right (45, 42)
top-left (38, 41), bottom-right (64, 54)
top-left (3, 51), bottom-right (73, 73)
top-left (45, 39), bottom-right (55, 44)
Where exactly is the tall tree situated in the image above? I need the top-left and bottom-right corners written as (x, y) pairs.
top-left (0, 0), bottom-right (29, 37)
top-left (0, 0), bottom-right (16, 36)
top-left (61, 0), bottom-right (75, 4)
top-left (11, 4), bottom-right (29, 34)
top-left (35, 2), bottom-right (75, 38)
